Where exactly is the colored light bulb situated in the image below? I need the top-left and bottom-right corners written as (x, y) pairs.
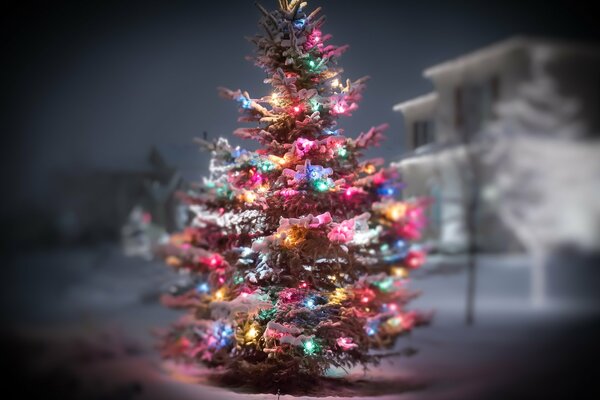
top-left (305, 297), bottom-right (316, 309)
top-left (314, 180), bottom-right (329, 192)
top-left (293, 18), bottom-right (306, 29)
top-left (333, 104), bottom-right (346, 114)
top-left (303, 338), bottom-right (319, 355)
top-left (246, 326), bottom-right (258, 340)
top-left (338, 146), bottom-right (348, 157)
top-left (196, 282), bottom-right (209, 293)
top-left (331, 78), bottom-right (339, 88)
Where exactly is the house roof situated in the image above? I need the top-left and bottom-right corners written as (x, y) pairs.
top-left (423, 36), bottom-right (600, 80)
top-left (393, 92), bottom-right (438, 114)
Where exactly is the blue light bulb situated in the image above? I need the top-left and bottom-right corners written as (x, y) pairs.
top-left (293, 18), bottom-right (306, 29)
top-left (197, 282), bottom-right (210, 293)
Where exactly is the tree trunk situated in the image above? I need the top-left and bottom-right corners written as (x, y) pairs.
top-left (531, 249), bottom-right (547, 308)
top-left (465, 185), bottom-right (479, 325)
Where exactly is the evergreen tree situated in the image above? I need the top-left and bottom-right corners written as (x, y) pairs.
top-left (160, 0), bottom-right (428, 388)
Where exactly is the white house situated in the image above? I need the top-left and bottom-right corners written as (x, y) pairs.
top-left (393, 36), bottom-right (600, 305)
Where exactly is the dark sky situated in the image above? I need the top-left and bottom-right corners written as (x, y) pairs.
top-left (2, 0), bottom-right (598, 212)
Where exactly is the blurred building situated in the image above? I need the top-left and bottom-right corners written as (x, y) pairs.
top-left (55, 147), bottom-right (185, 243)
top-left (393, 36), bottom-right (600, 255)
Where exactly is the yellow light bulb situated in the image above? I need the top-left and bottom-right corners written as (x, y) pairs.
top-left (385, 202), bottom-right (407, 221)
top-left (246, 326), bottom-right (258, 340)
top-left (391, 266), bottom-right (408, 278)
top-left (214, 288), bottom-right (225, 300)
top-left (331, 78), bottom-right (339, 88)
top-left (329, 288), bottom-right (347, 304)
top-left (271, 92), bottom-right (280, 105)
top-left (364, 164), bottom-right (376, 174)
top-left (244, 191), bottom-right (256, 204)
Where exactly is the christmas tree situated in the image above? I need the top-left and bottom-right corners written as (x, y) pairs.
top-left (159, 0), bottom-right (428, 389)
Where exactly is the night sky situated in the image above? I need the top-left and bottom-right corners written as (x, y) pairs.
top-left (2, 0), bottom-right (598, 216)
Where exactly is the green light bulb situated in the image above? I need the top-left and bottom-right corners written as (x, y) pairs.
top-left (314, 180), bottom-right (329, 192)
top-left (338, 147), bottom-right (348, 157)
top-left (376, 277), bottom-right (394, 291)
top-left (303, 338), bottom-right (319, 355)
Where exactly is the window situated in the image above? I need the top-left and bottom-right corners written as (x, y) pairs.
top-left (455, 86), bottom-right (464, 129)
top-left (412, 120), bottom-right (435, 150)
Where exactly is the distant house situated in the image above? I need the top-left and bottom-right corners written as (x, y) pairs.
top-left (56, 147), bottom-right (185, 242)
top-left (393, 36), bottom-right (600, 255)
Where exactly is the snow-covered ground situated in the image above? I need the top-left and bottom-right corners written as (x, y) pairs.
top-left (2, 245), bottom-right (599, 399)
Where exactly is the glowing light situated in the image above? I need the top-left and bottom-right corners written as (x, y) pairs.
top-left (299, 281), bottom-right (309, 289)
top-left (313, 179), bottom-right (330, 192)
top-left (387, 316), bottom-right (403, 328)
top-left (331, 78), bottom-right (339, 88)
top-left (304, 297), bottom-right (316, 309)
top-left (293, 18), bottom-right (306, 29)
top-left (333, 104), bottom-right (346, 114)
top-left (282, 226), bottom-right (307, 248)
top-left (327, 274), bottom-right (337, 281)
top-left (237, 95), bottom-right (252, 109)
top-left (308, 59), bottom-right (316, 68)
top-left (385, 202), bottom-right (407, 221)
top-left (196, 282), bottom-right (210, 293)
top-left (207, 254), bottom-right (223, 267)
top-left (293, 105), bottom-right (302, 114)
top-left (260, 160), bottom-right (275, 172)
top-left (391, 266), bottom-right (409, 278)
top-left (165, 256), bottom-right (181, 267)
top-left (405, 250), bottom-right (426, 269)
top-left (214, 288), bottom-right (225, 301)
top-left (303, 338), bottom-right (320, 355)
top-left (257, 184), bottom-right (270, 193)
top-left (378, 185), bottom-right (396, 196)
top-left (329, 288), bottom-right (347, 304)
top-left (361, 296), bottom-right (370, 304)
top-left (324, 128), bottom-right (339, 136)
top-left (375, 277), bottom-right (394, 291)
top-left (337, 146), bottom-right (348, 158)
top-left (296, 137), bottom-right (315, 152)
top-left (345, 187), bottom-right (359, 198)
top-left (243, 191), bottom-right (257, 204)
top-left (245, 326), bottom-right (258, 340)
top-left (270, 92), bottom-right (281, 106)
top-left (364, 164), bottom-right (376, 174)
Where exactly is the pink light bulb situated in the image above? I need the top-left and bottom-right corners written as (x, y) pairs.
top-left (333, 104), bottom-right (346, 114)
top-left (345, 187), bottom-right (359, 198)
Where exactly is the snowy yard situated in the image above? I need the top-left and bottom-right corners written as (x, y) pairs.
top-left (2, 245), bottom-right (599, 399)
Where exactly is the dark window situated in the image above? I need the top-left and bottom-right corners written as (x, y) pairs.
top-left (455, 86), bottom-right (464, 129)
top-left (490, 75), bottom-right (500, 100)
top-left (412, 120), bottom-right (435, 150)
